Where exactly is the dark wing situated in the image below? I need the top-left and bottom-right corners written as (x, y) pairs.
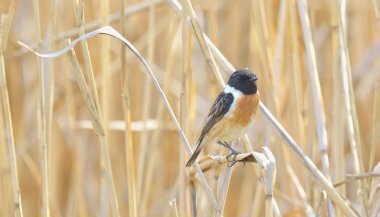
top-left (198, 92), bottom-right (234, 143)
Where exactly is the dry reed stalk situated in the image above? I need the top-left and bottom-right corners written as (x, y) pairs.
top-left (208, 0), bottom-right (219, 47)
top-left (215, 141), bottom-right (238, 217)
top-left (72, 2), bottom-right (102, 214)
top-left (0, 104), bottom-right (12, 217)
top-left (100, 1), bottom-right (114, 216)
top-left (369, 83), bottom-right (379, 171)
top-left (179, 91), bottom-right (187, 217)
top-left (337, 0), bottom-right (365, 176)
top-left (287, 166), bottom-right (316, 217)
top-left (251, 1), bottom-right (295, 206)
top-left (250, 182), bottom-right (264, 217)
top-left (290, 0), bottom-right (305, 147)
top-left (136, 2), bottom-right (155, 205)
top-left (0, 8), bottom-right (23, 217)
top-left (119, 0), bottom-right (137, 216)
top-left (73, 0), bottom-right (101, 112)
top-left (45, 1), bottom-right (58, 212)
top-left (295, 0), bottom-right (335, 214)
top-left (263, 147), bottom-right (276, 217)
top-left (330, 1), bottom-right (346, 208)
top-left (372, 0), bottom-right (380, 29)
top-left (14, 0), bottom-right (164, 57)
top-left (169, 198), bottom-right (180, 217)
top-left (273, 0), bottom-right (287, 80)
top-left (138, 20), bottom-right (181, 216)
top-left (337, 0), bottom-right (368, 215)
top-left (33, 0), bottom-right (50, 216)
top-left (201, 146), bottom-right (278, 217)
top-left (251, 0), bottom-right (276, 102)
top-left (190, 147), bottom-right (278, 217)
top-left (180, 0), bottom-right (224, 87)
top-left (68, 46), bottom-right (120, 217)
top-left (180, 7), bottom-right (191, 217)
top-left (62, 64), bottom-right (88, 216)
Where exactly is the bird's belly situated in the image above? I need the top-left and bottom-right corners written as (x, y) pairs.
top-left (205, 117), bottom-right (248, 142)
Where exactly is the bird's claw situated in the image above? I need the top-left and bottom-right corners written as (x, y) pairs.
top-left (217, 141), bottom-right (241, 167)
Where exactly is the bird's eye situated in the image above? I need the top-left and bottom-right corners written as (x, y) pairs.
top-left (237, 76), bottom-right (242, 81)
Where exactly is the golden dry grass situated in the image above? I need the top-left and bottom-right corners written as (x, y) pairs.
top-left (0, 0), bottom-right (380, 216)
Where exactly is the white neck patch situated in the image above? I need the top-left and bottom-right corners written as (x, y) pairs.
top-left (224, 85), bottom-right (242, 98)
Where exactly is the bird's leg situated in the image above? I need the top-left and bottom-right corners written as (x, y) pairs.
top-left (217, 141), bottom-right (241, 167)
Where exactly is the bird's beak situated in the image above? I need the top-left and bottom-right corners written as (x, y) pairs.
top-left (250, 76), bottom-right (258, 81)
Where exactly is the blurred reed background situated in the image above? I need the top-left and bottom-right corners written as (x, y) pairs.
top-left (0, 0), bottom-right (380, 216)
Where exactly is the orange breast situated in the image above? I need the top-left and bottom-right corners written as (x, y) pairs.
top-left (230, 93), bottom-right (260, 127)
top-left (202, 93), bottom-right (260, 143)
top-left (200, 93), bottom-right (260, 142)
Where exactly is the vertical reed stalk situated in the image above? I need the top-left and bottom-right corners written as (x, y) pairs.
top-left (68, 47), bottom-right (120, 217)
top-left (215, 141), bottom-right (238, 217)
top-left (33, 0), bottom-right (49, 216)
top-left (138, 19), bottom-right (183, 217)
top-left (296, 0), bottom-right (335, 214)
top-left (330, 4), bottom-right (346, 216)
top-left (369, 83), bottom-right (378, 171)
top-left (181, 0), bottom-right (224, 87)
top-left (136, 2), bottom-right (155, 204)
top-left (120, 1), bottom-right (137, 217)
top-left (0, 9), bottom-right (23, 216)
top-left (337, 1), bottom-right (368, 215)
top-left (73, 0), bottom-right (101, 110)
top-left (251, 0), bottom-right (294, 208)
top-left (337, 0), bottom-right (365, 176)
top-left (180, 7), bottom-right (191, 217)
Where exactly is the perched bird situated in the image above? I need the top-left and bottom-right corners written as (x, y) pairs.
top-left (186, 69), bottom-right (260, 167)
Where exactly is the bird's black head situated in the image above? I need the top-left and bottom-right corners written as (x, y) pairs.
top-left (227, 69), bottom-right (258, 94)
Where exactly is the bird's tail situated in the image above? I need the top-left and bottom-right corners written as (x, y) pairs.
top-left (186, 142), bottom-right (203, 167)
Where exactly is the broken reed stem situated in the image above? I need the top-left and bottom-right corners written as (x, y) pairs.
top-left (119, 0), bottom-right (137, 216)
top-left (68, 48), bottom-right (120, 217)
top-left (0, 11), bottom-right (23, 217)
top-left (33, 0), bottom-right (49, 216)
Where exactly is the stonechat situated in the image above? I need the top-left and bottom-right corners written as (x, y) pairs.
top-left (186, 69), bottom-right (260, 167)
